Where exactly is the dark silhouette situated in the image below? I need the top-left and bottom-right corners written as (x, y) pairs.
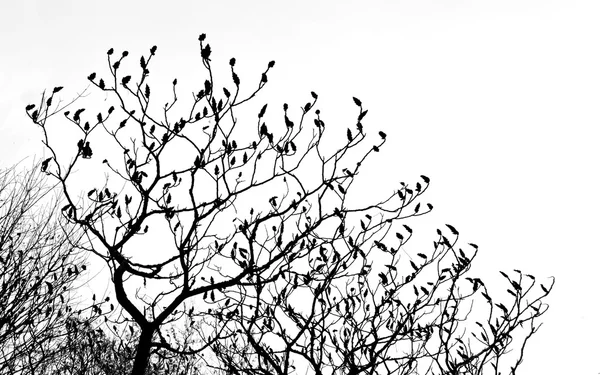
top-left (25, 33), bottom-right (553, 375)
top-left (0, 161), bottom-right (89, 374)
top-left (82, 141), bottom-right (92, 159)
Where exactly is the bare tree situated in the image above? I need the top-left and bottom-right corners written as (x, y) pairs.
top-left (0, 161), bottom-right (89, 375)
top-left (26, 34), bottom-right (553, 375)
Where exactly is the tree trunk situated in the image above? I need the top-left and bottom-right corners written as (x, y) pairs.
top-left (130, 328), bottom-right (153, 375)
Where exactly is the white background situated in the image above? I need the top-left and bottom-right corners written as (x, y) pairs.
top-left (1, 1), bottom-right (599, 374)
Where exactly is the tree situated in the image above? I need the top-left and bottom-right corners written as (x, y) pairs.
top-left (0, 161), bottom-right (88, 374)
top-left (26, 34), bottom-right (554, 375)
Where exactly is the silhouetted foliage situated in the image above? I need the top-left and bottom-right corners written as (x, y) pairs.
top-left (0, 161), bottom-right (86, 374)
top-left (26, 34), bottom-right (553, 375)
top-left (39, 316), bottom-right (205, 375)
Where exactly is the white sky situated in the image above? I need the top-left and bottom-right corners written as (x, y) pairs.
top-left (1, 0), bottom-right (599, 374)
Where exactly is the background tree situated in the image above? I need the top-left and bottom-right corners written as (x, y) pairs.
top-left (26, 34), bottom-right (554, 375)
top-left (0, 161), bottom-right (89, 375)
top-left (41, 315), bottom-right (205, 375)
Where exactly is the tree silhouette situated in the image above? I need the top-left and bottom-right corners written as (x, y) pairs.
top-left (26, 34), bottom-right (553, 375)
top-left (0, 161), bottom-right (88, 374)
